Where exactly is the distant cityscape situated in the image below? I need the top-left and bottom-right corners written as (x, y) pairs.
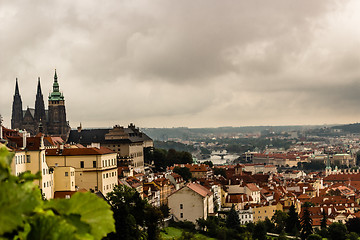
top-left (2, 72), bottom-right (360, 239)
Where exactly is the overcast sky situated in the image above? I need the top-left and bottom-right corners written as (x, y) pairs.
top-left (1, 0), bottom-right (360, 128)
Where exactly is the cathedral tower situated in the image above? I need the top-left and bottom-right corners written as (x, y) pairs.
top-left (47, 70), bottom-right (70, 137)
top-left (11, 78), bottom-right (23, 129)
top-left (34, 77), bottom-right (46, 123)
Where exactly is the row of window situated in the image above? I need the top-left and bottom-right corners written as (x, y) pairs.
top-left (104, 183), bottom-right (116, 191)
top-left (78, 159), bottom-right (116, 169)
top-left (102, 158), bottom-right (116, 168)
top-left (15, 155), bottom-right (30, 164)
top-left (130, 152), bottom-right (143, 158)
top-left (43, 180), bottom-right (53, 188)
top-left (103, 171), bottom-right (117, 179)
top-left (65, 171), bottom-right (75, 177)
top-left (43, 168), bottom-right (50, 175)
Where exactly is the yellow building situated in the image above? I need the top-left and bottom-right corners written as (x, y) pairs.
top-left (46, 146), bottom-right (118, 196)
top-left (67, 124), bottom-right (154, 173)
top-left (7, 134), bottom-right (54, 199)
top-left (53, 166), bottom-right (76, 192)
top-left (252, 202), bottom-right (283, 222)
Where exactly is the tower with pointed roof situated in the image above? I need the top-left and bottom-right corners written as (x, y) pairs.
top-left (11, 78), bottom-right (23, 130)
top-left (34, 77), bottom-right (46, 124)
top-left (47, 70), bottom-right (70, 137)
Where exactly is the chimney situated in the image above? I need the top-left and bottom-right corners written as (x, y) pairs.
top-left (22, 130), bottom-right (27, 149)
top-left (77, 123), bottom-right (82, 133)
top-left (91, 143), bottom-right (101, 149)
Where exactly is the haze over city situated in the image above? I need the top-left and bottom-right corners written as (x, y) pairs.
top-left (1, 0), bottom-right (360, 128)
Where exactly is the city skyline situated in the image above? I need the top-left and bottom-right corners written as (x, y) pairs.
top-left (1, 0), bottom-right (360, 128)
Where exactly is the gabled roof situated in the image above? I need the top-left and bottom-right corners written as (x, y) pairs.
top-left (186, 182), bottom-right (213, 197)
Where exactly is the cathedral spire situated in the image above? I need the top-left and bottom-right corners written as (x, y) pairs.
top-left (49, 69), bottom-right (64, 101)
top-left (35, 77), bottom-right (46, 123)
top-left (54, 69), bottom-right (58, 82)
top-left (11, 78), bottom-right (23, 129)
top-left (37, 77), bottom-right (42, 96)
top-left (15, 78), bottom-right (20, 96)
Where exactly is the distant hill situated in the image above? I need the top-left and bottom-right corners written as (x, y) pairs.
top-left (141, 125), bottom-right (323, 141)
top-left (332, 123), bottom-right (360, 133)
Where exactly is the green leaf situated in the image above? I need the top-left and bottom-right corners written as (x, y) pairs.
top-left (27, 214), bottom-right (77, 240)
top-left (45, 192), bottom-right (115, 239)
top-left (0, 181), bottom-right (42, 235)
top-left (0, 147), bottom-right (13, 182)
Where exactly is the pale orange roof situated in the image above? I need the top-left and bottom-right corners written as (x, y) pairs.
top-left (186, 182), bottom-right (212, 197)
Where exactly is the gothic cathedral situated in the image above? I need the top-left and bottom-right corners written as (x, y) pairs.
top-left (11, 70), bottom-right (70, 138)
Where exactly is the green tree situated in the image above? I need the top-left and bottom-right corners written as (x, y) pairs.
top-left (253, 221), bottom-right (267, 240)
top-left (346, 217), bottom-right (360, 234)
top-left (286, 204), bottom-right (300, 235)
top-left (160, 204), bottom-right (170, 218)
top-left (321, 209), bottom-right (328, 229)
top-left (226, 205), bottom-right (240, 230)
top-left (203, 161), bottom-right (213, 168)
top-left (272, 210), bottom-right (288, 233)
top-left (106, 184), bottom-right (147, 240)
top-left (264, 217), bottom-right (275, 233)
top-left (300, 206), bottom-right (313, 240)
top-left (0, 147), bottom-right (114, 239)
top-left (328, 222), bottom-right (347, 240)
top-left (173, 167), bottom-right (192, 182)
top-left (144, 205), bottom-right (163, 240)
top-left (347, 232), bottom-right (359, 240)
top-left (307, 234), bottom-right (322, 240)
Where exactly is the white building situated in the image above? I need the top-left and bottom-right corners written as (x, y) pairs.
top-left (168, 182), bottom-right (214, 223)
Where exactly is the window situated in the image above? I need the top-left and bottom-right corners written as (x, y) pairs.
top-left (112, 172), bottom-right (114, 177)
top-left (103, 174), bottom-right (105, 179)
top-left (72, 181), bottom-right (74, 186)
top-left (26, 155), bottom-right (30, 163)
top-left (106, 173), bottom-right (108, 178)
top-left (180, 213), bottom-right (183, 218)
top-left (65, 172), bottom-right (68, 177)
top-left (93, 161), bottom-right (96, 168)
top-left (80, 161), bottom-right (84, 168)
top-left (44, 183), bottom-right (46, 188)
top-left (65, 195), bottom-right (70, 199)
top-left (180, 204), bottom-right (183, 209)
top-left (43, 169), bottom-right (45, 175)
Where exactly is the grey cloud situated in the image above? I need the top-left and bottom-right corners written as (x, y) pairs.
top-left (1, 0), bottom-right (359, 128)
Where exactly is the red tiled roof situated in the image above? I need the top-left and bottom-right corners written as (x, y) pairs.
top-left (46, 147), bottom-right (114, 156)
top-left (246, 183), bottom-right (259, 192)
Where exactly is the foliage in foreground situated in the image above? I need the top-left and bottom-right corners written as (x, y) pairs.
top-left (0, 146), bottom-right (115, 240)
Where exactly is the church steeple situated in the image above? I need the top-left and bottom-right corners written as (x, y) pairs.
top-left (35, 77), bottom-right (46, 123)
top-left (15, 78), bottom-right (20, 96)
top-left (11, 78), bottom-right (23, 129)
top-left (47, 69), bottom-right (70, 137)
top-left (49, 69), bottom-right (64, 101)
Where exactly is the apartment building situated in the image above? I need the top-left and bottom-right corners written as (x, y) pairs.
top-left (46, 146), bottom-right (118, 196)
top-left (7, 133), bottom-right (54, 199)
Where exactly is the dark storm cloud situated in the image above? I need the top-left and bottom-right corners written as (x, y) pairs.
top-left (1, 0), bottom-right (359, 128)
